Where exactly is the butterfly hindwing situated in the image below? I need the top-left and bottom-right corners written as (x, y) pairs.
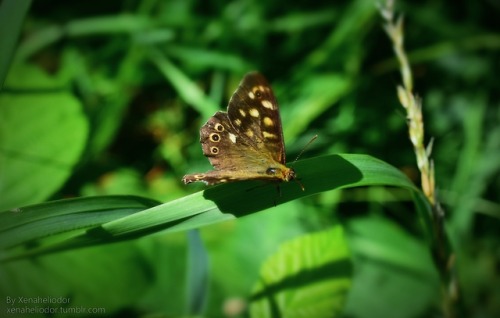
top-left (199, 111), bottom-right (257, 171)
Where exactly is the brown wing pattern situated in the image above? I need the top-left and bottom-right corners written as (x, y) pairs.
top-left (199, 111), bottom-right (275, 172)
top-left (227, 72), bottom-right (286, 165)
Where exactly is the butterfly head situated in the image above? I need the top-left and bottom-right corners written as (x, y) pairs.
top-left (266, 166), bottom-right (296, 182)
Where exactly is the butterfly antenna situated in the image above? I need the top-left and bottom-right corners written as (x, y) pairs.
top-left (293, 135), bottom-right (318, 163)
top-left (294, 178), bottom-right (305, 191)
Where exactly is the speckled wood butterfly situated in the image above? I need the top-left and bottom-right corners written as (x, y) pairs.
top-left (182, 72), bottom-right (301, 188)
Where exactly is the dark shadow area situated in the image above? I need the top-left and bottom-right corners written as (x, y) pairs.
top-left (202, 154), bottom-right (363, 217)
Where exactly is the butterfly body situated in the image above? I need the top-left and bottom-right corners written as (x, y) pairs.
top-left (182, 72), bottom-right (297, 187)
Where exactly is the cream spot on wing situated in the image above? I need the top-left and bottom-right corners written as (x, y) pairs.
top-left (252, 86), bottom-right (263, 98)
top-left (245, 130), bottom-right (254, 138)
top-left (263, 117), bottom-right (274, 127)
top-left (209, 133), bottom-right (221, 142)
top-left (234, 118), bottom-right (242, 126)
top-left (214, 123), bottom-right (225, 132)
top-left (248, 92), bottom-right (255, 99)
top-left (229, 133), bottom-right (237, 143)
top-left (239, 109), bottom-right (246, 117)
top-left (249, 108), bottom-right (259, 117)
top-left (263, 131), bottom-right (277, 139)
top-left (261, 100), bottom-right (273, 109)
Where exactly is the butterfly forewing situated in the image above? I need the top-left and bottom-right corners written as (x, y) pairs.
top-left (227, 72), bottom-right (286, 165)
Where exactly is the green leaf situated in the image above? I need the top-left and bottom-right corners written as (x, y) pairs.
top-left (186, 230), bottom-right (209, 315)
top-left (0, 0), bottom-right (32, 89)
top-left (16, 14), bottom-right (153, 61)
top-left (164, 46), bottom-right (251, 72)
top-left (283, 73), bottom-right (352, 139)
top-left (147, 48), bottom-right (220, 119)
top-left (0, 63), bottom-right (88, 211)
top-left (0, 154), bottom-right (431, 261)
top-left (343, 216), bottom-right (440, 318)
top-left (0, 195), bottom-right (160, 250)
top-left (249, 226), bottom-right (351, 318)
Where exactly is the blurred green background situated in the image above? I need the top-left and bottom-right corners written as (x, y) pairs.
top-left (0, 0), bottom-right (499, 317)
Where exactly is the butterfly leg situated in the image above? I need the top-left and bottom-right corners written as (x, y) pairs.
top-left (270, 184), bottom-right (280, 206)
top-left (275, 184), bottom-right (282, 197)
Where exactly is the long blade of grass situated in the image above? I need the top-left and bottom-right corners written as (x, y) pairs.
top-left (0, 154), bottom-right (431, 262)
top-left (0, 196), bottom-right (160, 249)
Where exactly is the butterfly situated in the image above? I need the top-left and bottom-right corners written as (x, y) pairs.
top-left (182, 72), bottom-right (302, 189)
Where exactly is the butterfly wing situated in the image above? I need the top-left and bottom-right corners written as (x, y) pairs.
top-left (182, 111), bottom-right (286, 185)
top-left (227, 72), bottom-right (286, 165)
top-left (199, 111), bottom-right (270, 171)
